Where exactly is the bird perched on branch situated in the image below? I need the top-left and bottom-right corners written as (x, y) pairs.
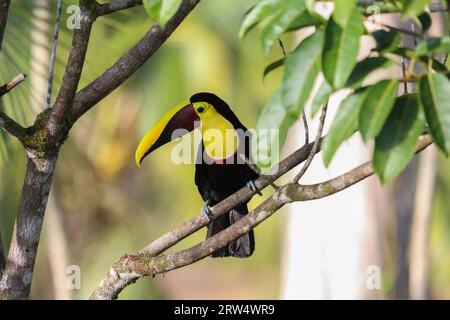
top-left (135, 92), bottom-right (259, 258)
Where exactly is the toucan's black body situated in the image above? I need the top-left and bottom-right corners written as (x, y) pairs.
top-left (191, 93), bottom-right (258, 258)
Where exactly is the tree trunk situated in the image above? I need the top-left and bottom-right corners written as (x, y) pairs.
top-left (0, 153), bottom-right (58, 299)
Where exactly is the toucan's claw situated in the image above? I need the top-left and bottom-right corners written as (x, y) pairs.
top-left (201, 199), bottom-right (212, 220)
top-left (247, 180), bottom-right (262, 196)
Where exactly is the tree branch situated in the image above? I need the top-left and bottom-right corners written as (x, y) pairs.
top-left (96, 0), bottom-right (143, 16)
top-left (0, 0), bottom-right (10, 51)
top-left (0, 73), bottom-right (26, 98)
top-left (91, 135), bottom-right (432, 300)
top-left (47, 0), bottom-right (96, 132)
top-left (0, 232), bottom-right (5, 278)
top-left (46, 0), bottom-right (64, 109)
top-left (0, 74), bottom-right (27, 139)
top-left (70, 0), bottom-right (201, 121)
top-left (292, 102), bottom-right (327, 184)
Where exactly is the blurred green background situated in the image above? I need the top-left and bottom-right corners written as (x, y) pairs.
top-left (0, 0), bottom-right (449, 299)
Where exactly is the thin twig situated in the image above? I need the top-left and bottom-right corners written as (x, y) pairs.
top-left (378, 23), bottom-right (424, 39)
top-left (292, 102), bottom-right (327, 184)
top-left (46, 0), bottom-right (63, 109)
top-left (401, 57), bottom-right (408, 93)
top-left (302, 112), bottom-right (309, 144)
top-left (0, 73), bottom-right (26, 98)
top-left (96, 0), bottom-right (143, 16)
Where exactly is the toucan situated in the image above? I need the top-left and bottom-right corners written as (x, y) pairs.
top-left (135, 92), bottom-right (259, 258)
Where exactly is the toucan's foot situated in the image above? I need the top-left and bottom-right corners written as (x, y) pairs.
top-left (247, 180), bottom-right (262, 196)
top-left (201, 199), bottom-right (212, 220)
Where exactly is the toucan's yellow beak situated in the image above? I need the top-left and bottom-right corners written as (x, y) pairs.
top-left (135, 102), bottom-right (199, 167)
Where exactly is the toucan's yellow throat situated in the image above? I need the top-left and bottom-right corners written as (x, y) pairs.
top-left (135, 97), bottom-right (240, 167)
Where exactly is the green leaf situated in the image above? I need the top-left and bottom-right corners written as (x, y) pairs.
top-left (333, 0), bottom-right (357, 27)
top-left (390, 47), bottom-right (448, 72)
top-left (263, 58), bottom-right (285, 78)
top-left (322, 88), bottom-right (369, 166)
top-left (143, 0), bottom-right (182, 26)
top-left (346, 57), bottom-right (393, 88)
top-left (311, 80), bottom-right (333, 117)
top-left (372, 30), bottom-right (402, 54)
top-left (419, 73), bottom-right (450, 154)
top-left (239, 0), bottom-right (281, 39)
top-left (322, 9), bottom-right (364, 89)
top-left (285, 9), bottom-right (325, 32)
top-left (281, 29), bottom-right (324, 115)
top-left (359, 80), bottom-right (399, 141)
top-left (373, 95), bottom-right (425, 183)
top-left (417, 12), bottom-right (432, 31)
top-left (415, 37), bottom-right (450, 56)
top-left (305, 0), bottom-right (315, 13)
top-left (253, 90), bottom-right (297, 170)
top-left (260, 0), bottom-right (306, 55)
top-left (402, 0), bottom-right (430, 19)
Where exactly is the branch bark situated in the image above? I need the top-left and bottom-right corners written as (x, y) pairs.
top-left (90, 135), bottom-right (433, 299)
top-left (0, 0), bottom-right (199, 300)
top-left (71, 0), bottom-right (201, 121)
top-left (0, 154), bottom-right (58, 299)
top-left (0, 73), bottom-right (26, 98)
top-left (0, 74), bottom-right (27, 139)
top-left (48, 0), bottom-right (96, 133)
top-left (0, 0), bottom-right (10, 51)
top-left (96, 0), bottom-right (143, 16)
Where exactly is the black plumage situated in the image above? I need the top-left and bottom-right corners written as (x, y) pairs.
top-left (191, 93), bottom-right (258, 258)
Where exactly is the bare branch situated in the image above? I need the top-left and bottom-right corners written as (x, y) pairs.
top-left (0, 0), bottom-right (10, 51)
top-left (301, 111), bottom-right (309, 144)
top-left (290, 135), bottom-right (432, 201)
top-left (292, 102), bottom-right (327, 184)
top-left (92, 135), bottom-right (432, 299)
top-left (0, 74), bottom-right (27, 139)
top-left (0, 112), bottom-right (25, 139)
top-left (0, 232), bottom-right (5, 277)
top-left (0, 155), bottom-right (58, 299)
top-left (0, 73), bottom-right (26, 98)
top-left (48, 0), bottom-right (96, 130)
top-left (71, 0), bottom-right (201, 121)
top-left (46, 0), bottom-right (64, 109)
top-left (138, 139), bottom-right (320, 257)
top-left (96, 0), bottom-right (143, 16)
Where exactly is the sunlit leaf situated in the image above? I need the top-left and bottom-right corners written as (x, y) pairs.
top-left (239, 0), bottom-right (281, 39)
top-left (285, 9), bottom-right (325, 32)
top-left (253, 89), bottom-right (297, 170)
top-left (281, 29), bottom-right (323, 115)
top-left (311, 80), bottom-right (333, 117)
top-left (259, 0), bottom-right (306, 55)
top-left (415, 37), bottom-right (450, 57)
top-left (374, 95), bottom-right (425, 183)
top-left (333, 0), bottom-right (357, 28)
top-left (322, 88), bottom-right (369, 166)
top-left (359, 79), bottom-right (399, 141)
top-left (322, 9), bottom-right (364, 89)
top-left (143, 0), bottom-right (182, 26)
top-left (419, 72), bottom-right (450, 154)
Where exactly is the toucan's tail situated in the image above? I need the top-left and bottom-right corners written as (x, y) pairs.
top-left (206, 205), bottom-right (255, 258)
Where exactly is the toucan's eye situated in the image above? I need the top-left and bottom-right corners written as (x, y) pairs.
top-left (197, 106), bottom-right (205, 113)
